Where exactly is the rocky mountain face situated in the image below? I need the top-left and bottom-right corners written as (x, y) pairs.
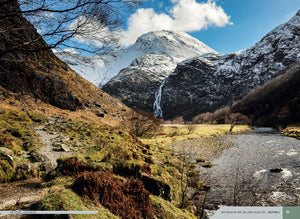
top-left (101, 30), bottom-right (217, 113)
top-left (162, 10), bottom-right (300, 119)
top-left (229, 65), bottom-right (300, 127)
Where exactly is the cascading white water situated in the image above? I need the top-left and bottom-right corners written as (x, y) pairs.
top-left (153, 80), bottom-right (166, 118)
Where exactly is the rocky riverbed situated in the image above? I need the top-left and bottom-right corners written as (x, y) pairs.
top-left (198, 128), bottom-right (300, 212)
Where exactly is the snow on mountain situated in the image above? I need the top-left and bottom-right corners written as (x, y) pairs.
top-left (57, 10), bottom-right (300, 120)
top-left (161, 10), bottom-right (300, 119)
top-left (101, 30), bottom-right (218, 113)
top-left (56, 30), bottom-right (218, 87)
top-left (55, 51), bottom-right (106, 86)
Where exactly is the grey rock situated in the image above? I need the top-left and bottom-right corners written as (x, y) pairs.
top-left (53, 143), bottom-right (70, 152)
top-left (141, 175), bottom-right (172, 202)
top-left (17, 163), bottom-right (30, 170)
top-left (94, 101), bottom-right (101, 107)
top-left (95, 111), bottom-right (105, 118)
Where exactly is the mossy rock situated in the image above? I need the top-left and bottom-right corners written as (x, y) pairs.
top-left (28, 113), bottom-right (48, 123)
top-left (202, 162), bottom-right (213, 168)
top-left (142, 175), bottom-right (172, 201)
top-left (196, 158), bottom-right (205, 163)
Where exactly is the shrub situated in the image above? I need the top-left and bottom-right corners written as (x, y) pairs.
top-left (72, 171), bottom-right (155, 219)
top-left (192, 112), bottom-right (215, 124)
top-left (172, 116), bottom-right (185, 124)
top-left (57, 158), bottom-right (99, 176)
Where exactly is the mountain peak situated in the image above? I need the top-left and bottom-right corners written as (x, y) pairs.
top-left (57, 30), bottom-right (217, 86)
top-left (134, 30), bottom-right (218, 58)
top-left (136, 30), bottom-right (191, 43)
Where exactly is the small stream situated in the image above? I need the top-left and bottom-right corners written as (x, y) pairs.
top-left (198, 128), bottom-right (300, 210)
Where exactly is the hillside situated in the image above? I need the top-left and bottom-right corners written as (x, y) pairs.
top-left (230, 65), bottom-right (300, 127)
top-left (0, 0), bottom-right (129, 127)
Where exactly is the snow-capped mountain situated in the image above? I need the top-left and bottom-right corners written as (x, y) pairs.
top-left (58, 10), bottom-right (300, 120)
top-left (56, 30), bottom-right (217, 87)
top-left (101, 31), bottom-right (217, 112)
top-left (161, 10), bottom-right (300, 119)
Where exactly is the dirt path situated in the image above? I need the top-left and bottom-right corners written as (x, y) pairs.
top-left (0, 178), bottom-right (43, 212)
top-left (34, 119), bottom-right (73, 169)
top-left (0, 118), bottom-right (73, 212)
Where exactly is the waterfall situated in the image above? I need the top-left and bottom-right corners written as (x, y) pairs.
top-left (153, 80), bottom-right (166, 118)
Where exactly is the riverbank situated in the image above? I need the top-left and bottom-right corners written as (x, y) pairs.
top-left (198, 128), bottom-right (300, 215)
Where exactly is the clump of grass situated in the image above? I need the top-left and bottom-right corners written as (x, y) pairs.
top-left (27, 112), bottom-right (48, 123)
top-left (0, 134), bottom-right (21, 153)
top-left (41, 184), bottom-right (120, 218)
top-left (151, 195), bottom-right (197, 219)
top-left (0, 152), bottom-right (15, 182)
top-left (0, 109), bottom-right (32, 125)
top-left (113, 160), bottom-right (143, 178)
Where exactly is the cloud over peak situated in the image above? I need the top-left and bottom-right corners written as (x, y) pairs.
top-left (120, 0), bottom-right (232, 46)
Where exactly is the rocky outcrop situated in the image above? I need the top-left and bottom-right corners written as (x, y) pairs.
top-left (0, 0), bottom-right (83, 111)
top-left (141, 175), bottom-right (172, 202)
top-left (103, 54), bottom-right (176, 112)
top-left (0, 0), bottom-right (128, 117)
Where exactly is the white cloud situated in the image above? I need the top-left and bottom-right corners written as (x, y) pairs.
top-left (70, 16), bottom-right (119, 48)
top-left (120, 0), bottom-right (232, 46)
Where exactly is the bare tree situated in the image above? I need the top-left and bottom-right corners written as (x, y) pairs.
top-left (124, 109), bottom-right (162, 137)
top-left (226, 113), bottom-right (250, 132)
top-left (0, 0), bottom-right (142, 57)
top-left (186, 124), bottom-right (196, 135)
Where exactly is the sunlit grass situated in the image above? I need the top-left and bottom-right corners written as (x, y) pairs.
top-left (283, 124), bottom-right (300, 139)
top-left (140, 124), bottom-right (251, 146)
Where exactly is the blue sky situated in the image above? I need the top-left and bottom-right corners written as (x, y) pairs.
top-left (121, 0), bottom-right (300, 54)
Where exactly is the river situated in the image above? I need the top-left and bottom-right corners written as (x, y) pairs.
top-left (197, 128), bottom-right (300, 212)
